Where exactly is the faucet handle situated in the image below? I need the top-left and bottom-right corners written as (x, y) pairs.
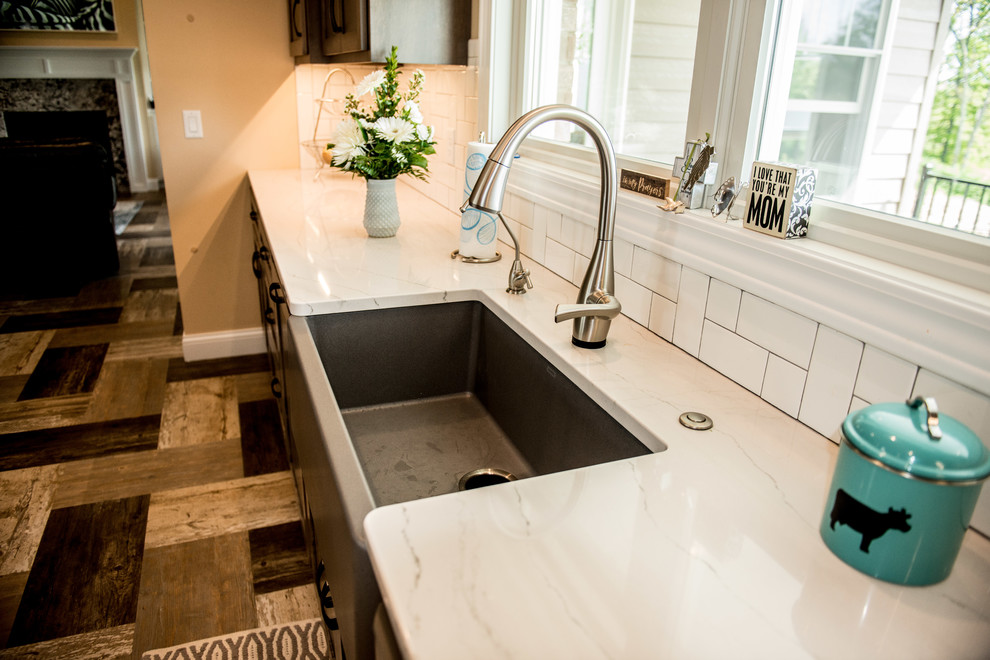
top-left (507, 260), bottom-right (533, 295)
top-left (554, 292), bottom-right (621, 323)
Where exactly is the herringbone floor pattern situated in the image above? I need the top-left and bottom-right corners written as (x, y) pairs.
top-left (0, 191), bottom-right (320, 659)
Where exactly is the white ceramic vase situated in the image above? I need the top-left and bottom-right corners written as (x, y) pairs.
top-left (363, 178), bottom-right (400, 238)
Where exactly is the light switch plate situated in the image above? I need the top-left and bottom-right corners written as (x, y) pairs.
top-left (183, 110), bottom-right (204, 139)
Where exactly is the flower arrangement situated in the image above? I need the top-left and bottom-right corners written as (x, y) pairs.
top-left (326, 46), bottom-right (436, 180)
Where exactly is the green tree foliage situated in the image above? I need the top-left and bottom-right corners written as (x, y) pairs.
top-left (923, 0), bottom-right (990, 179)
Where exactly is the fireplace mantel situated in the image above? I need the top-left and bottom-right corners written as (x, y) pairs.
top-left (0, 46), bottom-right (152, 192)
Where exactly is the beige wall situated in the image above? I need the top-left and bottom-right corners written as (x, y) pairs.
top-left (0, 0), bottom-right (140, 47)
top-left (142, 0), bottom-right (298, 338)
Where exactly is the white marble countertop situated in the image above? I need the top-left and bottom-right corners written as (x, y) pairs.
top-left (249, 169), bottom-right (990, 659)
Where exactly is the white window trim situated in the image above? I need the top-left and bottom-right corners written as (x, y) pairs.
top-left (477, 0), bottom-right (990, 395)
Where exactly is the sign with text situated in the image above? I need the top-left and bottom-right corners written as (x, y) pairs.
top-left (744, 161), bottom-right (817, 239)
top-left (620, 169), bottom-right (669, 201)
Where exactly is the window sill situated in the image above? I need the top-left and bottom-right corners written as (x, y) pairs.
top-left (504, 155), bottom-right (990, 396)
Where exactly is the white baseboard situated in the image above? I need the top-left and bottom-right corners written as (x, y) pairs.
top-left (182, 327), bottom-right (267, 362)
top-left (131, 178), bottom-right (161, 193)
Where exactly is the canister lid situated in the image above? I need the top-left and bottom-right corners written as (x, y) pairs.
top-left (842, 397), bottom-right (990, 482)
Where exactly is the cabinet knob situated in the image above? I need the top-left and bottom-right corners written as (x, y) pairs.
top-left (271, 377), bottom-right (282, 398)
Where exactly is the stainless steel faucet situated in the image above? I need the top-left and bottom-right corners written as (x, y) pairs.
top-left (460, 104), bottom-right (622, 348)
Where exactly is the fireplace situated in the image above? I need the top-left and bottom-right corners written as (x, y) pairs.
top-left (1, 81), bottom-right (127, 193)
top-left (0, 46), bottom-right (153, 193)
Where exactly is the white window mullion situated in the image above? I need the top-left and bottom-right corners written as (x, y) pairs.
top-left (850, 0), bottom-right (898, 203)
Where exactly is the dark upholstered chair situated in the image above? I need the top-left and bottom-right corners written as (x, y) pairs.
top-left (0, 137), bottom-right (120, 296)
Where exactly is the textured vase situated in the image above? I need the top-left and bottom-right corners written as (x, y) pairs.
top-left (363, 178), bottom-right (401, 238)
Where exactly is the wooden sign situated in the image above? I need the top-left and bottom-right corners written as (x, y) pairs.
top-left (744, 161), bottom-right (816, 239)
top-left (620, 169), bottom-right (669, 201)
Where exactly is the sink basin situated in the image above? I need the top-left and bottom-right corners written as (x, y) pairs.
top-left (283, 300), bottom-right (660, 659)
top-left (310, 300), bottom-right (652, 504)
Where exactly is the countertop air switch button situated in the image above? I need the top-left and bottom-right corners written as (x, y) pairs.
top-left (679, 411), bottom-right (713, 431)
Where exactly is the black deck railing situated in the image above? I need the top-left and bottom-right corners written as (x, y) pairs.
top-left (913, 165), bottom-right (990, 236)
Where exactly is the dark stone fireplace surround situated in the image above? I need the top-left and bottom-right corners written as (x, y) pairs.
top-left (0, 77), bottom-right (130, 194)
top-left (0, 46), bottom-right (152, 194)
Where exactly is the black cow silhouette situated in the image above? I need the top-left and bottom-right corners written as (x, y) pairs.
top-left (829, 489), bottom-right (912, 553)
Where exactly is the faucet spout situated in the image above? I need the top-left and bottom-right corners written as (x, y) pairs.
top-left (464, 104), bottom-right (621, 348)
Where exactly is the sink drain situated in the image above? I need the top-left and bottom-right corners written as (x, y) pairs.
top-left (458, 468), bottom-right (517, 491)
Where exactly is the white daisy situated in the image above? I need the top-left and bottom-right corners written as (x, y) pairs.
top-left (330, 118), bottom-right (366, 165)
top-left (404, 100), bottom-right (423, 124)
top-left (373, 116), bottom-right (416, 143)
top-left (355, 70), bottom-right (386, 97)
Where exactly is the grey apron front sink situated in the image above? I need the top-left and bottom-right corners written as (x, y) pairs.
top-left (285, 300), bottom-right (661, 659)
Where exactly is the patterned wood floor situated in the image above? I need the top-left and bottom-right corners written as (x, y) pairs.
top-left (0, 191), bottom-right (320, 658)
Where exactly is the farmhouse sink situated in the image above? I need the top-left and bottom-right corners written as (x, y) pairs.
top-left (316, 300), bottom-right (652, 503)
top-left (283, 300), bottom-right (660, 659)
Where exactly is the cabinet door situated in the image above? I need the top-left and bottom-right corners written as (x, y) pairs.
top-left (321, 0), bottom-right (366, 56)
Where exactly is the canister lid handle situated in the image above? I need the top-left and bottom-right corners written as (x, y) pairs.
top-left (908, 396), bottom-right (943, 440)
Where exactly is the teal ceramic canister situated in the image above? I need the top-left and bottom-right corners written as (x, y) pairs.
top-left (820, 397), bottom-right (990, 586)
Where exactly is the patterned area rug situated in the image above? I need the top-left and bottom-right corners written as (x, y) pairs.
top-left (114, 200), bottom-right (143, 234)
top-left (140, 618), bottom-right (330, 660)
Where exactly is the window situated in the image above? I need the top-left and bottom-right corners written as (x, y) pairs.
top-left (759, 0), bottom-right (990, 240)
top-left (760, 0), bottom-right (891, 200)
top-left (479, 0), bottom-right (988, 290)
top-left (516, 0), bottom-right (701, 163)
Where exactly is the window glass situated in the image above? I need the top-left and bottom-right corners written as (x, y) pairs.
top-left (524, 0), bottom-right (702, 164)
top-left (760, 0), bottom-right (990, 239)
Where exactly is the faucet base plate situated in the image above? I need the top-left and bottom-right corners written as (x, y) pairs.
top-left (572, 337), bottom-right (606, 349)
top-left (450, 249), bottom-right (502, 264)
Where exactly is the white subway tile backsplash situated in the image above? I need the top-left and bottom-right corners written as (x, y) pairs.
top-left (456, 119), bottom-right (476, 145)
top-left (736, 294), bottom-right (818, 369)
top-left (648, 294), bottom-right (676, 342)
top-left (463, 95), bottom-right (478, 123)
top-left (705, 279), bottom-right (741, 330)
top-left (672, 267), bottom-right (710, 357)
top-left (699, 321), bottom-right (769, 394)
top-left (912, 370), bottom-right (990, 442)
top-left (849, 397), bottom-right (870, 414)
top-left (799, 326), bottom-right (864, 439)
top-left (509, 195), bottom-right (535, 229)
top-left (559, 216), bottom-right (596, 257)
top-left (854, 346), bottom-right (918, 404)
top-left (613, 238), bottom-right (634, 277)
top-left (529, 205), bottom-right (548, 263)
top-left (295, 65), bottom-right (314, 94)
top-left (615, 274), bottom-right (653, 327)
top-left (573, 254), bottom-right (591, 287)
top-left (545, 239), bottom-right (576, 281)
top-left (558, 216), bottom-right (578, 251)
top-left (630, 247), bottom-right (680, 301)
top-left (574, 220), bottom-right (597, 257)
top-left (433, 92), bottom-right (455, 119)
top-left (544, 207), bottom-right (563, 241)
top-left (762, 355), bottom-right (807, 417)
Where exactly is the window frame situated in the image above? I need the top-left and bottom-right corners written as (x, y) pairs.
top-left (477, 0), bottom-right (989, 294)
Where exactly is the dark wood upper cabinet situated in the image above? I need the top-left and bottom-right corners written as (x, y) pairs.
top-left (289, 0), bottom-right (470, 65)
